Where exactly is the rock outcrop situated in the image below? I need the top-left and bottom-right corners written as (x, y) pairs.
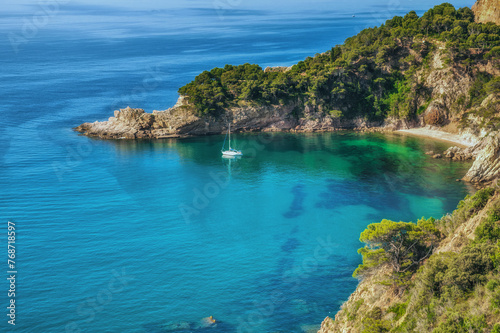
top-left (74, 98), bottom-right (396, 139)
top-left (472, 0), bottom-right (500, 25)
top-left (463, 134), bottom-right (500, 183)
top-left (319, 263), bottom-right (399, 333)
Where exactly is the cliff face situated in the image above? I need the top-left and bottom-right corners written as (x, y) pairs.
top-left (464, 134), bottom-right (500, 183)
top-left (472, 0), bottom-right (500, 25)
top-left (74, 98), bottom-right (401, 139)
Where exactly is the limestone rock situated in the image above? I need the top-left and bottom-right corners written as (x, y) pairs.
top-left (317, 317), bottom-right (335, 333)
top-left (463, 134), bottom-right (500, 184)
top-left (443, 146), bottom-right (475, 161)
top-left (472, 0), bottom-right (500, 25)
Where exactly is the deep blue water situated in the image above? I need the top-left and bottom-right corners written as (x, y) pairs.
top-left (1, 1), bottom-right (475, 332)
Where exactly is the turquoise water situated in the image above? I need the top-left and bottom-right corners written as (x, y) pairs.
top-left (1, 1), bottom-right (475, 332)
top-left (2, 130), bottom-right (473, 332)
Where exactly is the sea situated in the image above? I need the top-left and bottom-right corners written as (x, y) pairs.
top-left (0, 0), bottom-right (475, 332)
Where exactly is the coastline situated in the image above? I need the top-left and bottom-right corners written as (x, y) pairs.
top-left (396, 127), bottom-right (475, 148)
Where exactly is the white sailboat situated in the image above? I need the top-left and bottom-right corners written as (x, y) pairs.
top-left (222, 123), bottom-right (242, 157)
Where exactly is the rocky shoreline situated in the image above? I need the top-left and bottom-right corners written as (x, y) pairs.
top-left (74, 99), bottom-right (500, 186)
top-left (73, 99), bottom-right (405, 140)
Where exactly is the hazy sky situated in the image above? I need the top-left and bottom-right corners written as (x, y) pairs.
top-left (3, 0), bottom-right (476, 13)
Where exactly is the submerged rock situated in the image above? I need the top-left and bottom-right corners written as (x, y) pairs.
top-left (199, 316), bottom-right (217, 328)
top-left (145, 316), bottom-right (225, 333)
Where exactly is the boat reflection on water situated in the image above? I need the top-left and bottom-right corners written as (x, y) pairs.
top-left (222, 154), bottom-right (242, 178)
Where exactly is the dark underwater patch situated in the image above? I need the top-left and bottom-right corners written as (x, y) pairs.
top-left (283, 184), bottom-right (306, 218)
top-left (316, 178), bottom-right (409, 213)
top-left (281, 237), bottom-right (300, 253)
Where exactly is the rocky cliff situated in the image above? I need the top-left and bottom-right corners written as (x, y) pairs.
top-left (75, 100), bottom-right (312, 139)
top-left (472, 0), bottom-right (500, 25)
top-left (464, 134), bottom-right (500, 183)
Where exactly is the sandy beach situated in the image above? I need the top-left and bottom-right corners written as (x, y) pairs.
top-left (396, 127), bottom-right (475, 148)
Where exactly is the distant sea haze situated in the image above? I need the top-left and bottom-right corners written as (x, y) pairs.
top-left (1, 1), bottom-right (475, 332)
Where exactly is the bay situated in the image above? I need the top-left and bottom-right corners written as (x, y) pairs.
top-left (0, 1), bottom-right (475, 331)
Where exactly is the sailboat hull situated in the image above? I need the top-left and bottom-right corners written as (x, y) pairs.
top-left (222, 150), bottom-right (243, 156)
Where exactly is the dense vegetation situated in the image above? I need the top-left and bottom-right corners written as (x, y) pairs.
top-left (353, 217), bottom-right (441, 284)
top-left (179, 3), bottom-right (500, 121)
top-left (349, 187), bottom-right (500, 332)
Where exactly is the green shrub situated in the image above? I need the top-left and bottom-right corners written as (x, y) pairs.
top-left (491, 289), bottom-right (500, 309)
top-left (415, 242), bottom-right (495, 301)
top-left (346, 299), bottom-right (364, 321)
top-left (387, 302), bottom-right (407, 320)
top-left (458, 187), bottom-right (495, 212)
top-left (439, 188), bottom-right (496, 236)
top-left (362, 307), bottom-right (390, 333)
top-left (433, 313), bottom-right (487, 333)
top-left (486, 279), bottom-right (499, 292)
top-left (442, 242), bottom-right (495, 292)
top-left (485, 77), bottom-right (500, 95)
top-left (475, 204), bottom-right (500, 242)
top-left (468, 72), bottom-right (493, 108)
top-left (485, 46), bottom-right (500, 59)
top-left (329, 110), bottom-right (343, 118)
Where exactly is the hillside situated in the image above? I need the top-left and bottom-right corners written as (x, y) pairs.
top-left (319, 185), bottom-right (500, 332)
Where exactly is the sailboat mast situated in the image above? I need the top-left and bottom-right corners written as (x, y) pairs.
top-left (228, 123), bottom-right (231, 149)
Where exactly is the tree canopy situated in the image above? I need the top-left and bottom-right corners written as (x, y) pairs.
top-left (353, 218), bottom-right (441, 280)
top-left (178, 3), bottom-right (500, 120)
